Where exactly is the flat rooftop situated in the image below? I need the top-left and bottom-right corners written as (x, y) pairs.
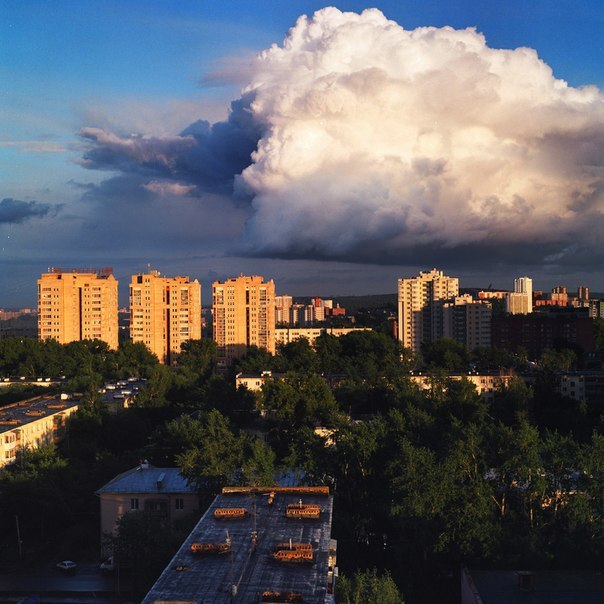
top-left (143, 487), bottom-right (334, 604)
top-left (0, 395), bottom-right (78, 431)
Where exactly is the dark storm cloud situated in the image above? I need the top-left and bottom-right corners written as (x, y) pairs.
top-left (78, 93), bottom-right (262, 195)
top-left (0, 198), bottom-right (60, 224)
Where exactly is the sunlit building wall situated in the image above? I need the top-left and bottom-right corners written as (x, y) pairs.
top-left (38, 268), bottom-right (118, 349)
top-left (397, 269), bottom-right (459, 353)
top-left (212, 275), bottom-right (275, 366)
top-left (129, 270), bottom-right (201, 364)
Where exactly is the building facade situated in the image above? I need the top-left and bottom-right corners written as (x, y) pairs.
top-left (507, 276), bottom-right (533, 315)
top-left (275, 327), bottom-right (371, 347)
top-left (397, 269), bottom-right (459, 353)
top-left (129, 270), bottom-right (201, 364)
top-left (275, 295), bottom-right (293, 325)
top-left (0, 395), bottom-right (79, 468)
top-left (443, 295), bottom-right (492, 350)
top-left (38, 267), bottom-right (118, 349)
top-left (96, 462), bottom-right (198, 554)
top-left (212, 275), bottom-right (275, 366)
top-left (492, 314), bottom-right (595, 360)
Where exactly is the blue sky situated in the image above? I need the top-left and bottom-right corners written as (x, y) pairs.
top-left (1, 1), bottom-right (603, 306)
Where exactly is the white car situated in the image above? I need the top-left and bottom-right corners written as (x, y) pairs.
top-left (56, 560), bottom-right (77, 573)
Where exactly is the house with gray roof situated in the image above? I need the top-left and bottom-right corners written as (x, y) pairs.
top-left (96, 461), bottom-right (199, 553)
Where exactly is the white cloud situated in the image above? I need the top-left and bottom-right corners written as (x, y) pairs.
top-left (235, 7), bottom-right (604, 258)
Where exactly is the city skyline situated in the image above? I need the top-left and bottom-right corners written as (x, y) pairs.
top-left (2, 1), bottom-right (604, 306)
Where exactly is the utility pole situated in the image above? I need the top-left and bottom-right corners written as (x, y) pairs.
top-left (15, 515), bottom-right (22, 560)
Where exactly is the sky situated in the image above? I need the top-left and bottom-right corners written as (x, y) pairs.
top-left (1, 0), bottom-right (603, 306)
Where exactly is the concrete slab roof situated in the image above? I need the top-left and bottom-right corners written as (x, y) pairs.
top-left (143, 487), bottom-right (334, 604)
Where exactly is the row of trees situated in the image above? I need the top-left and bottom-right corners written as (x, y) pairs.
top-left (0, 330), bottom-right (603, 602)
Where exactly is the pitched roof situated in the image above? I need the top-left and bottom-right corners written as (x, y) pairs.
top-left (96, 463), bottom-right (195, 495)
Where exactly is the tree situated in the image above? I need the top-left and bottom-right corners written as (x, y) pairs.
top-left (133, 364), bottom-right (172, 407)
top-left (492, 376), bottom-right (534, 426)
top-left (275, 338), bottom-right (319, 374)
top-left (116, 341), bottom-right (159, 378)
top-left (148, 414), bottom-right (206, 466)
top-left (421, 338), bottom-right (468, 372)
top-left (240, 438), bottom-right (276, 486)
top-left (177, 410), bottom-right (243, 497)
top-left (337, 568), bottom-right (404, 604)
top-left (112, 510), bottom-right (193, 595)
top-left (176, 339), bottom-right (216, 377)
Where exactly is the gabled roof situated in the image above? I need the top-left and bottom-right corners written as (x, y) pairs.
top-left (96, 463), bottom-right (196, 495)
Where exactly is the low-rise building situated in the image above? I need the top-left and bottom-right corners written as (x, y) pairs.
top-left (275, 327), bottom-right (371, 347)
top-left (0, 395), bottom-right (79, 468)
top-left (409, 372), bottom-right (515, 402)
top-left (142, 486), bottom-right (336, 604)
top-left (96, 462), bottom-right (199, 551)
top-left (557, 371), bottom-right (604, 407)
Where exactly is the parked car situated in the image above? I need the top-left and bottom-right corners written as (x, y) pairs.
top-left (56, 560), bottom-right (77, 573)
top-left (100, 556), bottom-right (114, 573)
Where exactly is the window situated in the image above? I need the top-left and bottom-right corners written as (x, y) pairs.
top-left (130, 498), bottom-right (139, 510)
top-left (175, 498), bottom-right (184, 510)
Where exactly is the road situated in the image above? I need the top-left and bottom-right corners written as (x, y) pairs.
top-left (0, 562), bottom-right (117, 603)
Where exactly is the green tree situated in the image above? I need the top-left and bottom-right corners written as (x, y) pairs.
top-left (240, 438), bottom-right (276, 486)
top-left (492, 376), bottom-right (534, 426)
top-left (112, 510), bottom-right (193, 596)
top-left (134, 364), bottom-right (172, 407)
top-left (275, 338), bottom-right (319, 374)
top-left (177, 410), bottom-right (243, 497)
top-left (337, 568), bottom-right (404, 604)
top-left (421, 337), bottom-right (468, 372)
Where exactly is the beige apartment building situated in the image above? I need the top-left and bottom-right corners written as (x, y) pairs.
top-left (0, 395), bottom-right (79, 468)
top-left (275, 326), bottom-right (371, 346)
top-left (129, 270), bottom-right (201, 364)
top-left (398, 269), bottom-right (459, 353)
top-left (443, 294), bottom-right (492, 350)
top-left (38, 268), bottom-right (118, 349)
top-left (212, 275), bottom-right (275, 366)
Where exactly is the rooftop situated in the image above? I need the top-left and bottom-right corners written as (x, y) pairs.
top-left (142, 486), bottom-right (334, 604)
top-left (96, 463), bottom-right (195, 495)
top-left (0, 395), bottom-right (78, 432)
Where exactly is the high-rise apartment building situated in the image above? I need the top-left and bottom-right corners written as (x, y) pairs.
top-left (443, 294), bottom-right (492, 349)
top-left (509, 276), bottom-right (533, 314)
top-left (38, 267), bottom-right (118, 349)
top-left (578, 286), bottom-right (589, 301)
top-left (212, 275), bottom-right (275, 366)
top-left (397, 269), bottom-right (459, 353)
top-left (129, 270), bottom-right (201, 364)
top-left (275, 295), bottom-right (293, 325)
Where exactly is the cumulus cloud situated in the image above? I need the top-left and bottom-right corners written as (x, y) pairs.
top-left (237, 7), bottom-right (604, 262)
top-left (0, 198), bottom-right (60, 224)
top-left (77, 7), bottom-right (604, 268)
